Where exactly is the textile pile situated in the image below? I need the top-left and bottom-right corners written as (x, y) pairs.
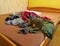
top-left (5, 10), bottom-right (54, 39)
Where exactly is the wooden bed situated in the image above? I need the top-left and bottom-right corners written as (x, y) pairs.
top-left (28, 7), bottom-right (60, 46)
top-left (0, 11), bottom-right (60, 46)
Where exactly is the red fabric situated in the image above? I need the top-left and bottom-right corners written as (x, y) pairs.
top-left (41, 16), bottom-right (51, 20)
top-left (22, 11), bottom-right (38, 21)
top-left (22, 11), bottom-right (51, 21)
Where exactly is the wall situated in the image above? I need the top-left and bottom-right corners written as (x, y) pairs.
top-left (0, 0), bottom-right (28, 14)
top-left (29, 0), bottom-right (60, 9)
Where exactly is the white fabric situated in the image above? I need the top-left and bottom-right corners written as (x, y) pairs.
top-left (26, 10), bottom-right (42, 16)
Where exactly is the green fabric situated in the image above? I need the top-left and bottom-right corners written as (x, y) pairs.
top-left (28, 17), bottom-right (54, 39)
top-left (43, 20), bottom-right (54, 39)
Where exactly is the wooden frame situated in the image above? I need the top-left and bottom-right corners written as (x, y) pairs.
top-left (28, 7), bottom-right (60, 13)
top-left (0, 9), bottom-right (60, 46)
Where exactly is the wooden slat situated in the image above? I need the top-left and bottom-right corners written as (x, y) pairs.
top-left (0, 33), bottom-right (16, 46)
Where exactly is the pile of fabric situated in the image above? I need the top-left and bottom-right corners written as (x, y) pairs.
top-left (5, 10), bottom-right (54, 39)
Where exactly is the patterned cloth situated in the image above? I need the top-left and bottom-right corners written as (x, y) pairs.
top-left (19, 17), bottom-right (54, 39)
top-left (28, 17), bottom-right (54, 39)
